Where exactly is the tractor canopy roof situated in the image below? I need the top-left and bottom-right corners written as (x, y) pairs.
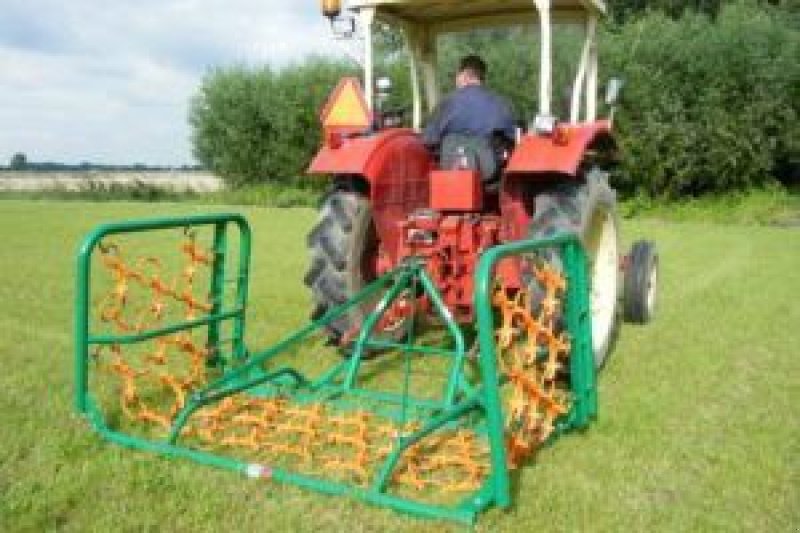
top-left (337, 0), bottom-right (608, 126)
top-left (348, 0), bottom-right (607, 29)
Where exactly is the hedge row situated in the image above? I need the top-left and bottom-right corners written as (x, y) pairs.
top-left (190, 61), bottom-right (357, 188)
top-left (605, 2), bottom-right (799, 196)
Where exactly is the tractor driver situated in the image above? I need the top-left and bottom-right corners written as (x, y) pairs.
top-left (422, 54), bottom-right (515, 175)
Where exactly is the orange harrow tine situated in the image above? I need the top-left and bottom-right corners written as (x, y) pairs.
top-left (493, 264), bottom-right (571, 468)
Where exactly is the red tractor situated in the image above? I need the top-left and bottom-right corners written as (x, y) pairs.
top-left (306, 0), bottom-right (658, 367)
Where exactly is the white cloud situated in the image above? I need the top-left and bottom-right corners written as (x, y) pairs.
top-left (0, 0), bottom-right (339, 165)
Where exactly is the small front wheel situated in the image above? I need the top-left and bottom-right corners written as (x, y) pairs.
top-left (623, 240), bottom-right (659, 324)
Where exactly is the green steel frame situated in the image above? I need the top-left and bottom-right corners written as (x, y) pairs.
top-left (74, 214), bottom-right (597, 524)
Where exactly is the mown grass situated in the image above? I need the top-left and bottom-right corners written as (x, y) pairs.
top-left (0, 200), bottom-right (797, 532)
top-left (619, 185), bottom-right (800, 226)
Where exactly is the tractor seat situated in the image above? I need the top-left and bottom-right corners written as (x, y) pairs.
top-left (439, 133), bottom-right (511, 190)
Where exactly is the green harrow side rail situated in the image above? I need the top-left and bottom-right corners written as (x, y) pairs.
top-left (73, 214), bottom-right (596, 524)
top-left (74, 213), bottom-right (251, 415)
top-left (474, 234), bottom-right (598, 509)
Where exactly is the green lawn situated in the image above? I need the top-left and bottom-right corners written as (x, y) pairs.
top-left (0, 200), bottom-right (797, 532)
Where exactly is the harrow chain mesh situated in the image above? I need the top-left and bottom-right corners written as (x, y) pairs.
top-left (493, 262), bottom-right (572, 469)
top-left (91, 237), bottom-right (572, 493)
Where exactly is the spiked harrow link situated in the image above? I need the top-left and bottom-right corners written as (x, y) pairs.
top-left (74, 214), bottom-right (597, 524)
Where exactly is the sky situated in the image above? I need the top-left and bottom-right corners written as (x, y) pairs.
top-left (0, 0), bottom-right (338, 166)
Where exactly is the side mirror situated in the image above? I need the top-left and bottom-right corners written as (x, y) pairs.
top-left (375, 77), bottom-right (394, 128)
top-left (376, 77), bottom-right (393, 107)
top-left (376, 77), bottom-right (392, 97)
top-left (330, 15), bottom-right (356, 38)
top-left (605, 78), bottom-right (625, 106)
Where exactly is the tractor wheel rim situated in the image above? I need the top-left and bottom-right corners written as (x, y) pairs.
top-left (646, 264), bottom-right (658, 316)
top-left (589, 211), bottom-right (618, 356)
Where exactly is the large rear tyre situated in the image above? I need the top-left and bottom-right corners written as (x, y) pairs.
top-left (528, 169), bottom-right (621, 369)
top-left (305, 187), bottom-right (378, 344)
top-left (305, 186), bottom-right (405, 352)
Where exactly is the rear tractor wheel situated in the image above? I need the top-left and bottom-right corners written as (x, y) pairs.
top-left (304, 185), bottom-right (404, 350)
top-left (527, 170), bottom-right (621, 369)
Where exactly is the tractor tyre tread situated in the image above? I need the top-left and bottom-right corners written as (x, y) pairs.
top-left (527, 169), bottom-right (621, 369)
top-left (623, 240), bottom-right (658, 324)
top-left (319, 233), bottom-right (348, 271)
top-left (305, 188), bottom-right (376, 345)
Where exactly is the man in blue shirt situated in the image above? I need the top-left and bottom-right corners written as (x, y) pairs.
top-left (422, 55), bottom-right (516, 149)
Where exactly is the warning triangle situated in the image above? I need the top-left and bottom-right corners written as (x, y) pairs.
top-left (320, 77), bottom-right (371, 129)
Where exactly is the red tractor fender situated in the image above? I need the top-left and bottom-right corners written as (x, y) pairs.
top-left (307, 131), bottom-right (393, 178)
top-left (307, 129), bottom-right (432, 204)
top-left (505, 120), bottom-right (613, 177)
top-left (308, 129), bottom-right (433, 266)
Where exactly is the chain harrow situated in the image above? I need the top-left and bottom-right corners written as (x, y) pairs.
top-left (93, 235), bottom-right (214, 429)
top-left (92, 236), bottom-right (489, 495)
top-left (493, 261), bottom-right (572, 469)
top-left (184, 396), bottom-right (489, 492)
top-left (92, 237), bottom-right (570, 491)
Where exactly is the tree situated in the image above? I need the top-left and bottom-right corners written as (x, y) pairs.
top-left (607, 0), bottom-right (723, 22)
top-left (604, 1), bottom-right (800, 196)
top-left (189, 58), bottom-right (353, 187)
top-left (9, 152), bottom-right (27, 170)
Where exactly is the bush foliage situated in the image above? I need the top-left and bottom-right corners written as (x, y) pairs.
top-left (190, 58), bottom-right (354, 187)
top-left (605, 2), bottom-right (800, 197)
top-left (190, 1), bottom-right (798, 198)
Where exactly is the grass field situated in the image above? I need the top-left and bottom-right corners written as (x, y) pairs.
top-left (0, 200), bottom-right (797, 532)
